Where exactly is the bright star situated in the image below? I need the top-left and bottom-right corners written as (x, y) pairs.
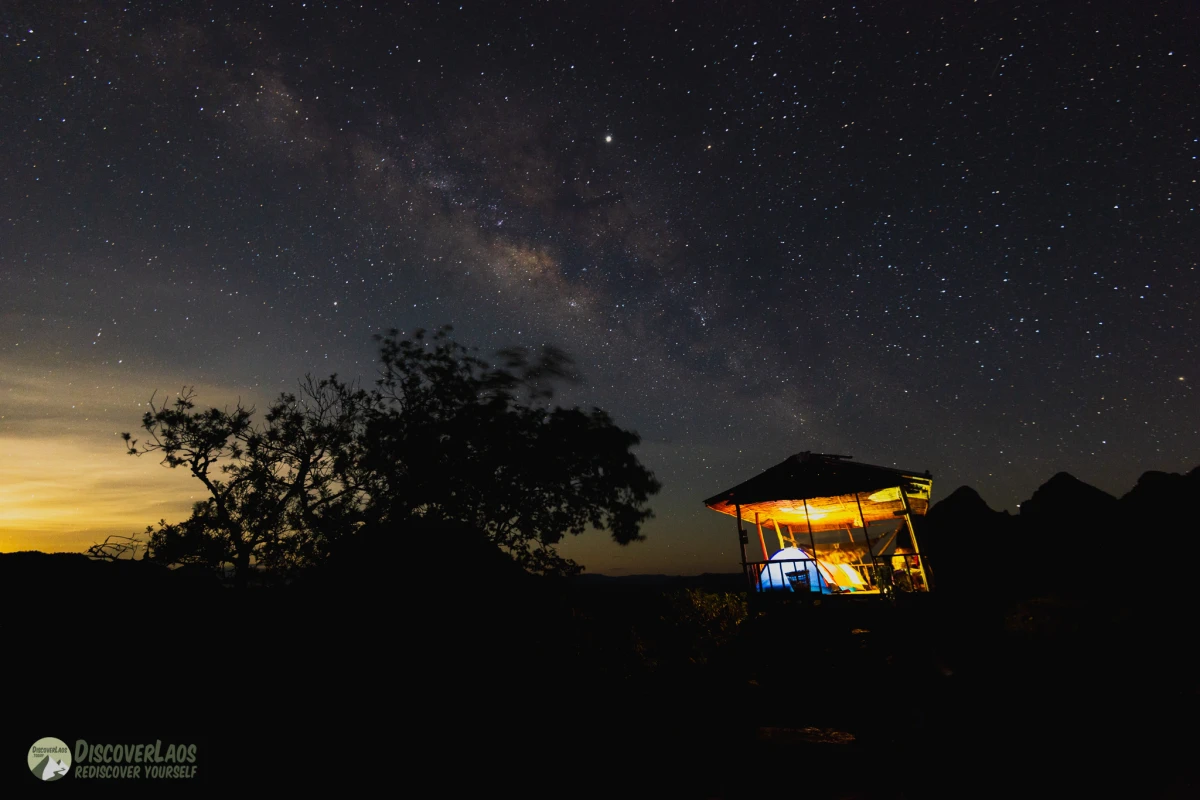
top-left (604, 134), bottom-right (612, 143)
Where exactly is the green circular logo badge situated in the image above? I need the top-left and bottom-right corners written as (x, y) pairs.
top-left (28, 738), bottom-right (72, 782)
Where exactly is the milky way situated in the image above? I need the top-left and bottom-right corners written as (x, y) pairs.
top-left (2, 1), bottom-right (1197, 573)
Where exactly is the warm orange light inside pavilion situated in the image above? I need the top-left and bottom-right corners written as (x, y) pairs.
top-left (704, 478), bottom-right (932, 533)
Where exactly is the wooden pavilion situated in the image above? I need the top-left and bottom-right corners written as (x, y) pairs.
top-left (703, 452), bottom-right (934, 599)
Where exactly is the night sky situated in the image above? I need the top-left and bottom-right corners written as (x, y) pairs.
top-left (3, 1), bottom-right (1197, 574)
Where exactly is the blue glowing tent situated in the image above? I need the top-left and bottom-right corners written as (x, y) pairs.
top-left (756, 547), bottom-right (833, 593)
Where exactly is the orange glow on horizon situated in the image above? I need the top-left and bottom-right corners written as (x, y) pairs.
top-left (0, 361), bottom-right (261, 555)
top-left (0, 435), bottom-right (199, 554)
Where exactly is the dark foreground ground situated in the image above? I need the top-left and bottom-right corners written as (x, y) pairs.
top-left (2, 552), bottom-right (1197, 798)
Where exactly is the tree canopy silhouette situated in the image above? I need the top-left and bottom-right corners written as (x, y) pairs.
top-left (362, 326), bottom-right (661, 575)
top-left (125, 326), bottom-right (660, 582)
top-left (126, 376), bottom-right (370, 588)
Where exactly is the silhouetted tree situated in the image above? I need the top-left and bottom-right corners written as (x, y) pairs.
top-left (127, 327), bottom-right (660, 581)
top-left (125, 376), bottom-right (370, 587)
top-left (84, 534), bottom-right (147, 561)
top-left (362, 326), bottom-right (661, 575)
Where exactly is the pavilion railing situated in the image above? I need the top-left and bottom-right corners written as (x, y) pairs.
top-left (743, 554), bottom-right (930, 595)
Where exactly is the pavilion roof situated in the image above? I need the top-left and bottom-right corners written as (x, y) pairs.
top-left (703, 452), bottom-right (933, 532)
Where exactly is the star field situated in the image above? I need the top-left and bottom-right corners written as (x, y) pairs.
top-left (2, 1), bottom-right (1197, 573)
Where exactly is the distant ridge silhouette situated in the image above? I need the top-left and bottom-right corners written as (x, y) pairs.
top-left (921, 465), bottom-right (1199, 599)
top-left (1019, 471), bottom-right (1119, 518)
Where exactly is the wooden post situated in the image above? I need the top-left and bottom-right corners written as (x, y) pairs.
top-left (769, 518), bottom-right (786, 550)
top-left (802, 497), bottom-right (819, 592)
top-left (754, 512), bottom-right (770, 561)
top-left (853, 492), bottom-right (883, 591)
top-left (735, 503), bottom-right (749, 587)
top-left (899, 488), bottom-right (933, 591)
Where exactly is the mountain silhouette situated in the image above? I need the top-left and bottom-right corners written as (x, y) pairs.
top-left (1019, 471), bottom-right (1119, 519)
top-left (1120, 468), bottom-right (1200, 523)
